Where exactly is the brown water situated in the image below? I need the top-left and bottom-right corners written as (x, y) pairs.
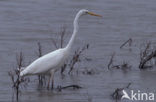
top-left (0, 0), bottom-right (156, 102)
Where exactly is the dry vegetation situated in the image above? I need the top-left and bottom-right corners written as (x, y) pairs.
top-left (120, 38), bottom-right (132, 49)
top-left (8, 52), bottom-right (29, 101)
top-left (107, 52), bottom-right (131, 71)
top-left (139, 42), bottom-right (156, 69)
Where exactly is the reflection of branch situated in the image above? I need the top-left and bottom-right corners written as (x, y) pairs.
top-left (120, 38), bottom-right (132, 49)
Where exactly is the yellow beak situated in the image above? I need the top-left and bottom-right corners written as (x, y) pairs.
top-left (87, 12), bottom-right (102, 17)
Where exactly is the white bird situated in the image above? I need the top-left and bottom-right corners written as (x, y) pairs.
top-left (20, 9), bottom-right (102, 89)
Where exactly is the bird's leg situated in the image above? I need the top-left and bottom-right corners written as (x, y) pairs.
top-left (47, 76), bottom-right (51, 90)
top-left (50, 70), bottom-right (55, 90)
top-left (51, 75), bottom-right (54, 89)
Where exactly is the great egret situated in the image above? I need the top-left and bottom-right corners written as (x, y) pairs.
top-left (20, 9), bottom-right (102, 89)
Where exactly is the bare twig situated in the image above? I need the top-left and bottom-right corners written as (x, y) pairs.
top-left (57, 84), bottom-right (82, 91)
top-left (108, 52), bottom-right (115, 69)
top-left (61, 64), bottom-right (67, 74)
top-left (108, 53), bottom-right (131, 70)
top-left (60, 26), bottom-right (66, 48)
top-left (16, 52), bottom-right (24, 69)
top-left (140, 42), bottom-right (151, 60)
top-left (139, 42), bottom-right (156, 69)
top-left (126, 83), bottom-right (131, 88)
top-left (51, 38), bottom-right (58, 49)
top-left (68, 44), bottom-right (89, 74)
top-left (111, 62), bottom-right (131, 70)
top-left (37, 42), bottom-right (42, 57)
top-left (120, 38), bottom-right (132, 49)
top-left (8, 51), bottom-right (29, 102)
top-left (139, 50), bottom-right (156, 69)
top-left (51, 26), bottom-right (67, 49)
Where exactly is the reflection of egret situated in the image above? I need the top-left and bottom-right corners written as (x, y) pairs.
top-left (20, 9), bottom-right (102, 89)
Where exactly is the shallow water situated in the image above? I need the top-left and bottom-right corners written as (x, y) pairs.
top-left (0, 0), bottom-right (156, 102)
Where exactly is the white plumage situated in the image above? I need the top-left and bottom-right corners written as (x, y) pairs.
top-left (20, 9), bottom-right (102, 88)
top-left (20, 48), bottom-right (68, 76)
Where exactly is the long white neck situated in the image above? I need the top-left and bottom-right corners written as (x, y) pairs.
top-left (65, 11), bottom-right (82, 51)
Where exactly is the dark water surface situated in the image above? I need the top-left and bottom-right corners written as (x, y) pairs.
top-left (0, 0), bottom-right (156, 102)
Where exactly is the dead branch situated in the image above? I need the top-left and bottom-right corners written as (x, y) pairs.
top-left (51, 25), bottom-right (67, 49)
top-left (57, 84), bottom-right (82, 91)
top-left (37, 42), bottom-right (42, 57)
top-left (61, 64), bottom-right (67, 74)
top-left (120, 38), bottom-right (132, 49)
top-left (68, 44), bottom-right (89, 74)
top-left (108, 52), bottom-right (115, 69)
top-left (139, 42), bottom-right (156, 69)
top-left (107, 52), bottom-right (131, 70)
top-left (60, 26), bottom-right (66, 48)
top-left (51, 38), bottom-right (58, 49)
top-left (139, 50), bottom-right (156, 69)
top-left (16, 52), bottom-right (24, 69)
top-left (126, 83), bottom-right (131, 89)
top-left (8, 51), bottom-right (29, 102)
top-left (140, 42), bottom-right (151, 60)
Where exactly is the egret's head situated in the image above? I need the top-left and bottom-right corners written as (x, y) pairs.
top-left (79, 9), bottom-right (102, 17)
